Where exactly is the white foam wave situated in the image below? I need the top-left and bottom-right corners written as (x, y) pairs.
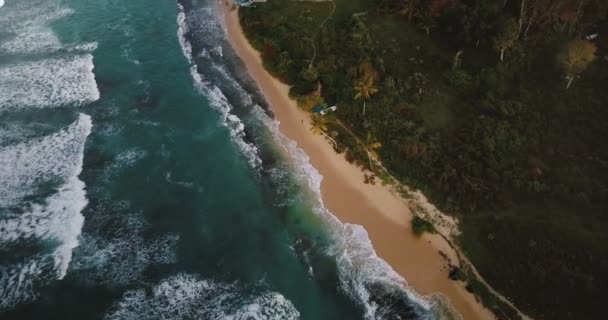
top-left (0, 114), bottom-right (92, 207)
top-left (0, 55), bottom-right (100, 109)
top-left (0, 114), bottom-right (91, 309)
top-left (69, 201), bottom-right (178, 286)
top-left (0, 0), bottom-right (97, 55)
top-left (0, 114), bottom-right (91, 279)
top-left (183, 6), bottom-right (224, 49)
top-left (0, 0), bottom-right (4, 9)
top-left (0, 254), bottom-right (54, 310)
top-left (0, 176), bottom-right (87, 280)
top-left (104, 274), bottom-right (300, 320)
top-left (0, 0), bottom-right (73, 31)
top-left (211, 45), bottom-right (223, 57)
top-left (176, 4), bottom-right (192, 63)
top-left (203, 80), bottom-right (262, 168)
top-left (71, 232), bottom-right (178, 287)
top-left (101, 148), bottom-right (147, 181)
top-left (0, 122), bottom-right (51, 147)
top-left (177, 4), bottom-right (261, 168)
top-left (0, 27), bottom-right (61, 53)
top-left (73, 42), bottom-right (98, 52)
top-left (211, 63), bottom-right (255, 107)
top-left (0, 175), bottom-right (86, 257)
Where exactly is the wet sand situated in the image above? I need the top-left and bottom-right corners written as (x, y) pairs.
top-left (220, 2), bottom-right (495, 319)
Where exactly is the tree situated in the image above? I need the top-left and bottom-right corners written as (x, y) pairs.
top-left (460, 0), bottom-right (501, 47)
top-left (354, 76), bottom-right (379, 116)
top-left (300, 65), bottom-right (319, 82)
top-left (417, 6), bottom-right (437, 34)
top-left (523, 0), bottom-right (570, 37)
top-left (557, 39), bottom-right (596, 89)
top-left (363, 132), bottom-right (382, 169)
top-left (493, 19), bottom-right (519, 62)
top-left (277, 51), bottom-right (292, 75)
top-left (310, 114), bottom-right (338, 148)
top-left (400, 0), bottom-right (423, 23)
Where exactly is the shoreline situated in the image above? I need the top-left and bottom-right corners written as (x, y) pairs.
top-left (219, 2), bottom-right (495, 319)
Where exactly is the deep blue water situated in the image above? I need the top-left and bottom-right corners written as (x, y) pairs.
top-left (0, 0), bottom-right (453, 319)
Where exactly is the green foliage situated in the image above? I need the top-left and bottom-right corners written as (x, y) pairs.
top-left (445, 69), bottom-right (474, 90)
top-left (557, 39), bottom-right (597, 88)
top-left (240, 0), bottom-right (608, 318)
top-left (493, 19), bottom-right (519, 61)
top-left (300, 65), bottom-right (319, 82)
top-left (411, 216), bottom-right (436, 237)
top-left (296, 94), bottom-right (324, 110)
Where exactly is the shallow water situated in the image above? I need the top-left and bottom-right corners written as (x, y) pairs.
top-left (0, 0), bottom-right (453, 319)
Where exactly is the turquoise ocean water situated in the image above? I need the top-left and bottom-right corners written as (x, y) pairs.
top-left (0, 0), bottom-right (454, 319)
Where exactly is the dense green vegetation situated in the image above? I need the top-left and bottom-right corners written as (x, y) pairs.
top-left (239, 0), bottom-right (608, 319)
top-left (411, 216), bottom-right (436, 237)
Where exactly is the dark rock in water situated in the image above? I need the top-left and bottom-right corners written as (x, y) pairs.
top-left (293, 236), bottom-right (313, 253)
top-left (367, 282), bottom-right (421, 320)
top-left (135, 90), bottom-right (159, 111)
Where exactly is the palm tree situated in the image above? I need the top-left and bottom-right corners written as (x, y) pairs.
top-left (493, 19), bottom-right (519, 62)
top-left (558, 39), bottom-right (596, 89)
top-left (354, 76), bottom-right (379, 116)
top-left (310, 114), bottom-right (337, 148)
top-left (400, 0), bottom-right (422, 23)
top-left (363, 132), bottom-right (382, 169)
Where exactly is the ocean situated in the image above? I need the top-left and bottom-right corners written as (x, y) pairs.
top-left (0, 0), bottom-right (453, 319)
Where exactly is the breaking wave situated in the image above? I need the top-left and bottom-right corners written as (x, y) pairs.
top-left (0, 114), bottom-right (92, 207)
top-left (0, 55), bottom-right (100, 109)
top-left (0, 254), bottom-right (55, 310)
top-left (177, 3), bottom-right (261, 168)
top-left (0, 114), bottom-right (92, 310)
top-left (0, 0), bottom-right (73, 30)
top-left (70, 204), bottom-right (178, 287)
top-left (104, 273), bottom-right (300, 320)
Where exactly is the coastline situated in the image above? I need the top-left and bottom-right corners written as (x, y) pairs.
top-left (219, 1), bottom-right (495, 319)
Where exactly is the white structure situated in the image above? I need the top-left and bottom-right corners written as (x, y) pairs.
top-left (320, 106), bottom-right (337, 115)
top-left (235, 0), bottom-right (266, 7)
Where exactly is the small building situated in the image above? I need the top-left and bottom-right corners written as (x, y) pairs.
top-left (320, 106), bottom-right (337, 115)
top-left (234, 0), bottom-right (266, 7)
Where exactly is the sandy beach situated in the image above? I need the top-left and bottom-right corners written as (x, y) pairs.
top-left (220, 2), bottom-right (495, 319)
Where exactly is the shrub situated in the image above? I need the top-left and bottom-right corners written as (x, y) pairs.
top-left (411, 216), bottom-right (436, 237)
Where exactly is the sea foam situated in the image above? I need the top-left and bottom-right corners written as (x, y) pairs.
top-left (104, 274), bottom-right (300, 320)
top-left (0, 0), bottom-right (74, 32)
top-left (0, 0), bottom-right (73, 31)
top-left (0, 27), bottom-right (62, 53)
top-left (0, 114), bottom-right (92, 310)
top-left (176, 4), bottom-right (192, 63)
top-left (70, 206), bottom-right (179, 287)
top-left (0, 114), bottom-right (92, 207)
top-left (177, 3), bottom-right (261, 168)
top-left (0, 55), bottom-right (100, 109)
top-left (0, 254), bottom-right (54, 310)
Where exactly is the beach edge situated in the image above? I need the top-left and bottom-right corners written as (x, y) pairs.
top-left (218, 1), bottom-right (499, 319)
